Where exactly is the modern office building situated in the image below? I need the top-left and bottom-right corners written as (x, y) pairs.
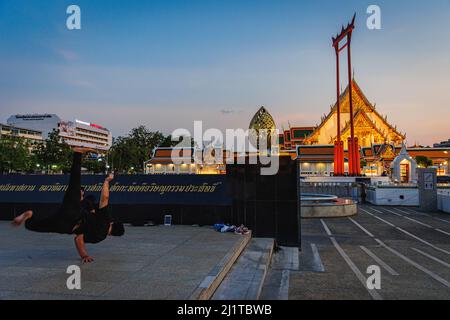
top-left (58, 120), bottom-right (112, 152)
top-left (7, 114), bottom-right (112, 152)
top-left (7, 114), bottom-right (61, 138)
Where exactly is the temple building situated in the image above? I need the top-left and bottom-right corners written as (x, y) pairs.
top-left (283, 80), bottom-right (450, 177)
top-left (144, 147), bottom-right (227, 175)
top-left (279, 127), bottom-right (315, 151)
top-left (143, 99), bottom-right (450, 177)
top-left (280, 80), bottom-right (405, 151)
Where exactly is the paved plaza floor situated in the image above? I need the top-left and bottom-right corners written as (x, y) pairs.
top-left (3, 204), bottom-right (450, 300)
top-left (291, 205), bottom-right (450, 300)
top-left (0, 224), bottom-right (243, 300)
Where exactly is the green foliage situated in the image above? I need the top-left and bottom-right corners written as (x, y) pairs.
top-left (110, 126), bottom-right (169, 173)
top-left (83, 157), bottom-right (107, 174)
top-left (34, 130), bottom-right (72, 173)
top-left (0, 126), bottom-right (184, 174)
top-left (159, 135), bottom-right (178, 148)
top-left (415, 155), bottom-right (433, 168)
top-left (0, 136), bottom-right (35, 173)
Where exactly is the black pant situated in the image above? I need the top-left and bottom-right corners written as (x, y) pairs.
top-left (26, 152), bottom-right (83, 234)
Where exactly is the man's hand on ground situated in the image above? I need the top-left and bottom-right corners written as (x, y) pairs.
top-left (81, 256), bottom-right (94, 263)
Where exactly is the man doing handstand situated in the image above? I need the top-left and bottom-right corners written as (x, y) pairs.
top-left (12, 147), bottom-right (124, 263)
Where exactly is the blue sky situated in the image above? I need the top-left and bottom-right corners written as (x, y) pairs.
top-left (1, 0), bottom-right (449, 145)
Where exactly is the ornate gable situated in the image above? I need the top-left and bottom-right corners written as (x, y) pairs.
top-left (333, 109), bottom-right (387, 147)
top-left (380, 145), bottom-right (396, 159)
top-left (303, 80), bottom-right (405, 147)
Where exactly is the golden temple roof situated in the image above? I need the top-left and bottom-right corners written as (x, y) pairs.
top-left (303, 80), bottom-right (405, 144)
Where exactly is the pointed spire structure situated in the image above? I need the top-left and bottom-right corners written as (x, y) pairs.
top-left (249, 106), bottom-right (276, 150)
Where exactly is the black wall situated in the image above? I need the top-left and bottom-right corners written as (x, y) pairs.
top-left (0, 157), bottom-right (301, 246)
top-left (226, 156), bottom-right (301, 246)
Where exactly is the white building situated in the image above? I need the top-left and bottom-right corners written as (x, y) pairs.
top-left (7, 114), bottom-right (112, 152)
top-left (391, 144), bottom-right (418, 183)
top-left (0, 123), bottom-right (43, 143)
top-left (58, 120), bottom-right (112, 152)
top-left (7, 114), bottom-right (61, 138)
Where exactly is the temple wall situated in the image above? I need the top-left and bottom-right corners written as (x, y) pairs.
top-left (366, 186), bottom-right (419, 206)
top-left (438, 190), bottom-right (450, 213)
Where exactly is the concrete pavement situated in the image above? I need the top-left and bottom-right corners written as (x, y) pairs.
top-left (3, 204), bottom-right (450, 300)
top-left (0, 223), bottom-right (246, 300)
top-left (290, 205), bottom-right (450, 300)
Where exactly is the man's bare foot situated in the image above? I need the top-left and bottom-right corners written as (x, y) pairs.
top-left (12, 211), bottom-right (33, 227)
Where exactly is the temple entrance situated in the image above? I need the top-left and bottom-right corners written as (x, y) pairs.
top-left (400, 163), bottom-right (410, 183)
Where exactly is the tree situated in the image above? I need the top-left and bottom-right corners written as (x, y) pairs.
top-left (416, 155), bottom-right (433, 168)
top-left (159, 134), bottom-right (195, 148)
top-left (159, 135), bottom-right (177, 148)
top-left (34, 130), bottom-right (72, 173)
top-left (110, 126), bottom-right (167, 173)
top-left (0, 136), bottom-right (35, 173)
top-left (83, 157), bottom-right (107, 174)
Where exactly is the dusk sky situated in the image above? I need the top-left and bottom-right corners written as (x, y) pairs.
top-left (1, 0), bottom-right (449, 146)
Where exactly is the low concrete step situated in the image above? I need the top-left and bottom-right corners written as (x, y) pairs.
top-left (190, 232), bottom-right (252, 300)
top-left (212, 238), bottom-right (275, 300)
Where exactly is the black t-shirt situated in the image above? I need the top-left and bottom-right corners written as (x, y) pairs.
top-left (74, 206), bottom-right (111, 244)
